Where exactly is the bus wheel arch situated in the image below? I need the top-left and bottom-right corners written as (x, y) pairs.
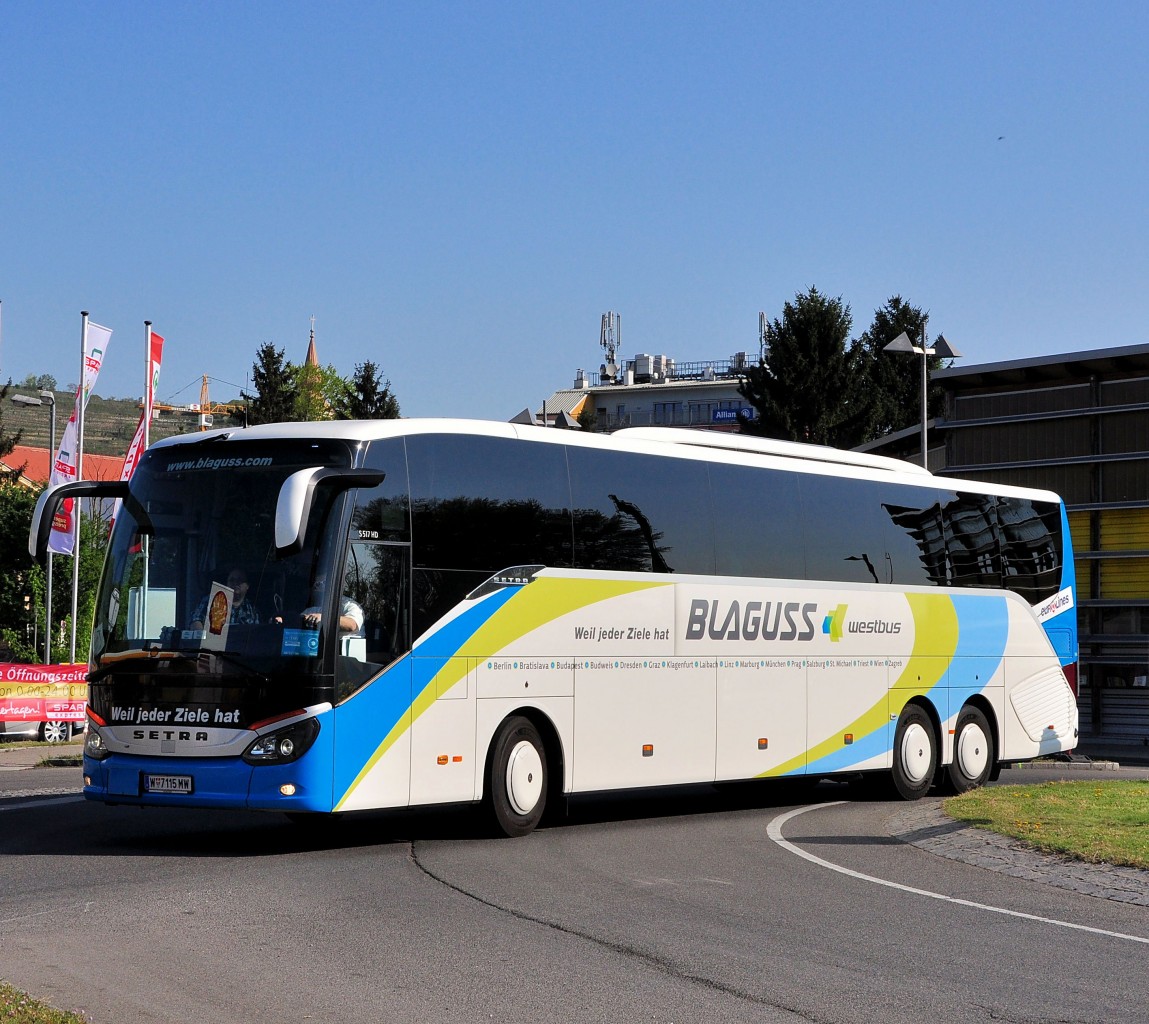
top-left (891, 701), bottom-right (939, 800)
top-left (484, 710), bottom-right (564, 837)
top-left (945, 702), bottom-right (996, 794)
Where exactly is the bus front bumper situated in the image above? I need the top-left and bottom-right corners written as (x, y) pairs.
top-left (83, 752), bottom-right (333, 813)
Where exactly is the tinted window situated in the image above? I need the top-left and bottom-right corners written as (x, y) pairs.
top-left (800, 474), bottom-right (944, 586)
top-left (406, 434), bottom-right (573, 572)
top-left (568, 448), bottom-right (714, 574)
top-left (357, 439), bottom-right (412, 542)
top-left (997, 496), bottom-right (1063, 602)
top-left (941, 492), bottom-right (1003, 589)
top-left (709, 462), bottom-right (804, 580)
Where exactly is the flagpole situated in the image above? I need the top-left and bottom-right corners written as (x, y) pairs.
top-left (141, 322), bottom-right (152, 627)
top-left (71, 312), bottom-right (89, 662)
top-left (144, 321), bottom-right (152, 448)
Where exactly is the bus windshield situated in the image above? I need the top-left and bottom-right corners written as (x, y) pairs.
top-left (92, 437), bottom-right (354, 679)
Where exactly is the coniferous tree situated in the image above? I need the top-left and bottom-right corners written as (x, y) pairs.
top-left (243, 343), bottom-right (299, 425)
top-left (853, 296), bottom-right (947, 443)
top-left (738, 287), bottom-right (864, 446)
top-left (334, 361), bottom-right (400, 420)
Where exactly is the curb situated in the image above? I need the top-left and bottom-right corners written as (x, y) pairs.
top-left (1011, 759), bottom-right (1123, 772)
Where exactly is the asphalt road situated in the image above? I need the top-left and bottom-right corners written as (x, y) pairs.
top-left (2, 763), bottom-right (1148, 1024)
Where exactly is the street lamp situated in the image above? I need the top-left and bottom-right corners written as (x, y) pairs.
top-left (10, 390), bottom-right (57, 663)
top-left (883, 329), bottom-right (962, 470)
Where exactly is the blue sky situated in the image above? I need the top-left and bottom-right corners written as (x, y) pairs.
top-left (2, 2), bottom-right (1146, 419)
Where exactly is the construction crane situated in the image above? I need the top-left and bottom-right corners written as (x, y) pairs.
top-left (198, 374), bottom-right (247, 429)
top-left (199, 375), bottom-right (211, 430)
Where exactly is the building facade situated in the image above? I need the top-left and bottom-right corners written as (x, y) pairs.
top-left (538, 354), bottom-right (755, 431)
top-left (864, 344), bottom-right (1149, 757)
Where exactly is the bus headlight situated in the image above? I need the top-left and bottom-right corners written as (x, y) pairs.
top-left (84, 725), bottom-right (110, 762)
top-left (242, 717), bottom-right (320, 766)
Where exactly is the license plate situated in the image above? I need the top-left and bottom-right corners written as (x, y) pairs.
top-left (145, 774), bottom-right (193, 794)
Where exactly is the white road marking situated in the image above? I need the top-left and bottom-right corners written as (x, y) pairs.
top-left (0, 794), bottom-right (84, 813)
top-left (767, 802), bottom-right (1149, 946)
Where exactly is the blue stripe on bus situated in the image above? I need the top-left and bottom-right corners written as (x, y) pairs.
top-left (802, 593), bottom-right (1010, 777)
top-left (330, 587), bottom-right (518, 802)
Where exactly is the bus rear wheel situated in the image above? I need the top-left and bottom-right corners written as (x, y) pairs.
top-left (891, 705), bottom-right (936, 800)
top-left (946, 705), bottom-right (994, 794)
top-left (487, 716), bottom-right (547, 838)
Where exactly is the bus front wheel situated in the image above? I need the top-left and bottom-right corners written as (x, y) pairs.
top-left (891, 705), bottom-right (936, 800)
top-left (945, 705), bottom-right (994, 794)
top-left (487, 716), bottom-right (547, 838)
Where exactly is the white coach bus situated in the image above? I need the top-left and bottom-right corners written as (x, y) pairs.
top-left (31, 419), bottom-right (1078, 835)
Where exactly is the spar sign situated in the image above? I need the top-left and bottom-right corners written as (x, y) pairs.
top-left (0, 664), bottom-right (88, 723)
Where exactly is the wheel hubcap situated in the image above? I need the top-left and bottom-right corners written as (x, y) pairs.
top-left (900, 722), bottom-right (931, 783)
top-left (506, 740), bottom-right (543, 816)
top-left (956, 722), bottom-right (989, 780)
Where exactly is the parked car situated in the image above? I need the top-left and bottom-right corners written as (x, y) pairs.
top-left (0, 719), bottom-right (82, 743)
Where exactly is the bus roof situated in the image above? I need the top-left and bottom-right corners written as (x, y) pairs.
top-left (150, 418), bottom-right (1063, 505)
top-left (613, 427), bottom-right (933, 477)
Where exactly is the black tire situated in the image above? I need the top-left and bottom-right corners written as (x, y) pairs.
top-left (945, 705), bottom-right (995, 794)
top-left (487, 716), bottom-right (547, 838)
top-left (39, 720), bottom-right (71, 744)
top-left (891, 704), bottom-right (937, 800)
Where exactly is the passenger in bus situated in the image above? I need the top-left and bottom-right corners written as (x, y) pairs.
top-left (189, 568), bottom-right (263, 630)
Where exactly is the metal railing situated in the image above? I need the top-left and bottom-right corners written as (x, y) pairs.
top-left (584, 357), bottom-right (753, 388)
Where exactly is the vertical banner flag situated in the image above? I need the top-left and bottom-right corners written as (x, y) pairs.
top-left (110, 332), bottom-right (164, 529)
top-left (48, 321), bottom-right (113, 555)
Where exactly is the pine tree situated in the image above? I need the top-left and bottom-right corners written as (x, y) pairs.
top-left (738, 287), bottom-right (864, 446)
top-left (335, 361), bottom-right (400, 420)
top-left (853, 296), bottom-right (946, 443)
top-left (243, 343), bottom-right (299, 425)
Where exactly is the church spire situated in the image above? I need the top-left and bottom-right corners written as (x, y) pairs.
top-left (305, 315), bottom-right (319, 368)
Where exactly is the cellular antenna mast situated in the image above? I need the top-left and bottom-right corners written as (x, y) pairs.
top-left (600, 311), bottom-right (620, 384)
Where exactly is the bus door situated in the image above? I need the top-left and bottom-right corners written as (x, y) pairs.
top-left (332, 540), bottom-right (414, 811)
top-left (337, 539), bottom-right (411, 696)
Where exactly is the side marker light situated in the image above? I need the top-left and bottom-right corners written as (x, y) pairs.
top-left (642, 744), bottom-right (654, 757)
top-left (758, 738), bottom-right (768, 750)
top-left (437, 755), bottom-right (448, 766)
top-left (844, 733), bottom-right (854, 745)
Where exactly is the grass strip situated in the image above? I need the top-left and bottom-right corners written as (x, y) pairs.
top-left (0, 981), bottom-right (88, 1023)
top-left (945, 779), bottom-right (1149, 870)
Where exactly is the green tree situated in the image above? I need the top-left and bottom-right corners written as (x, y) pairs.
top-left (243, 343), bottom-right (299, 425)
top-left (334, 361), bottom-right (400, 420)
top-left (738, 287), bottom-right (863, 446)
top-left (22, 372), bottom-right (57, 391)
top-left (294, 362), bottom-right (349, 422)
top-left (0, 484), bottom-right (109, 664)
top-left (852, 296), bottom-right (947, 443)
top-left (0, 485), bottom-right (38, 656)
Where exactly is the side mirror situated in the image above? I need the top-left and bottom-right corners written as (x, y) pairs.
top-left (29, 480), bottom-right (130, 561)
top-left (274, 467), bottom-right (385, 556)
